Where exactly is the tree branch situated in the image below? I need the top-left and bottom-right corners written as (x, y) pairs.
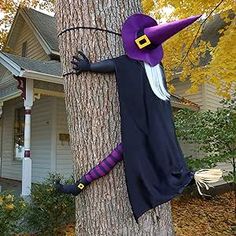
top-left (177, 0), bottom-right (225, 69)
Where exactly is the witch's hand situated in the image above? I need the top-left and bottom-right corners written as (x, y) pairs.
top-left (71, 51), bottom-right (91, 75)
top-left (54, 179), bottom-right (62, 191)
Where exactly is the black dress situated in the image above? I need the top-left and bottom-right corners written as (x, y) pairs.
top-left (113, 55), bottom-right (193, 221)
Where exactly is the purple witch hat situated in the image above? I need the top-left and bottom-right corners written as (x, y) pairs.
top-left (121, 13), bottom-right (201, 66)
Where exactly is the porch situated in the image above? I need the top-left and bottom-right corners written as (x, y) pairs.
top-left (0, 52), bottom-right (73, 197)
top-left (0, 177), bottom-right (21, 195)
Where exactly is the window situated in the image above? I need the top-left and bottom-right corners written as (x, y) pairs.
top-left (21, 41), bottom-right (27, 57)
top-left (14, 107), bottom-right (24, 160)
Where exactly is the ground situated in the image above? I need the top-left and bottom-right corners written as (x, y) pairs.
top-left (1, 178), bottom-right (234, 235)
top-left (171, 189), bottom-right (235, 236)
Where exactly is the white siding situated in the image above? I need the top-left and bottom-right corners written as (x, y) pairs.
top-left (172, 79), bottom-right (204, 158)
top-left (172, 79), bottom-right (224, 111)
top-left (0, 95), bottom-right (229, 186)
top-left (55, 98), bottom-right (73, 178)
top-left (31, 96), bottom-right (53, 182)
top-left (179, 141), bottom-right (203, 159)
top-left (1, 96), bottom-right (73, 183)
top-left (1, 98), bottom-right (23, 180)
top-left (172, 78), bottom-right (204, 107)
top-left (1, 96), bottom-right (53, 182)
top-left (10, 16), bottom-right (49, 61)
top-left (203, 83), bottom-right (223, 111)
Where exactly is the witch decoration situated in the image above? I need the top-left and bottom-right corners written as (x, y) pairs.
top-left (56, 13), bottom-right (223, 221)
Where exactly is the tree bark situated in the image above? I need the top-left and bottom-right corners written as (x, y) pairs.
top-left (55, 1), bottom-right (174, 235)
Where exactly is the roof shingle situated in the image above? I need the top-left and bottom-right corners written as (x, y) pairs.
top-left (24, 8), bottom-right (59, 52)
top-left (3, 52), bottom-right (62, 76)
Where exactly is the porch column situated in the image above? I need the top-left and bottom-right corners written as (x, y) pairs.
top-left (22, 79), bottom-right (34, 196)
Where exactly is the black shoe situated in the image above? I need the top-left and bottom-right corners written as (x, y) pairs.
top-left (55, 177), bottom-right (88, 196)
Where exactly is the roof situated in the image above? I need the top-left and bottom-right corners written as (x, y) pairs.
top-left (4, 8), bottom-right (230, 109)
top-left (0, 52), bottom-right (63, 85)
top-left (2, 52), bottom-right (62, 76)
top-left (170, 94), bottom-right (200, 111)
top-left (23, 8), bottom-right (59, 52)
top-left (18, 8), bottom-right (233, 59)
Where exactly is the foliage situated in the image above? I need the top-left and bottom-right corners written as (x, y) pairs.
top-left (142, 0), bottom-right (155, 13)
top-left (1, 0), bottom-right (235, 96)
top-left (142, 0), bottom-right (235, 98)
top-left (0, 174), bottom-right (75, 235)
top-left (23, 173), bottom-right (75, 236)
top-left (174, 95), bottom-right (236, 182)
top-left (0, 191), bottom-right (26, 235)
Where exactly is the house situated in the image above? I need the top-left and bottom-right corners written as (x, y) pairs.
top-left (172, 12), bottom-right (234, 111)
top-left (0, 8), bottom-right (72, 195)
top-left (0, 8), bottom-right (230, 196)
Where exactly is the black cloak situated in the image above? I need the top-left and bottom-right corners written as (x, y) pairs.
top-left (113, 55), bottom-right (193, 221)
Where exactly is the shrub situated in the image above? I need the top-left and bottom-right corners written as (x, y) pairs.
top-left (174, 95), bottom-right (236, 183)
top-left (23, 173), bottom-right (75, 236)
top-left (0, 191), bottom-right (26, 235)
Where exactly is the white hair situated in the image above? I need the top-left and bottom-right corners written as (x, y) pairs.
top-left (144, 63), bottom-right (170, 101)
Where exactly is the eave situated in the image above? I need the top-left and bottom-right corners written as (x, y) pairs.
top-left (20, 8), bottom-right (59, 56)
top-left (5, 8), bottom-right (59, 57)
top-left (0, 52), bottom-right (63, 85)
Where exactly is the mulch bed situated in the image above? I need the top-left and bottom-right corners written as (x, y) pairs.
top-left (51, 189), bottom-right (235, 236)
top-left (171, 190), bottom-right (235, 236)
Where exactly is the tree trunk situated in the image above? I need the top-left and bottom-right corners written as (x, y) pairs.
top-left (55, 1), bottom-right (174, 235)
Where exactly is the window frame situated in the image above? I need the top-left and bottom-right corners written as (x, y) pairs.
top-left (13, 106), bottom-right (25, 161)
top-left (21, 41), bottom-right (27, 57)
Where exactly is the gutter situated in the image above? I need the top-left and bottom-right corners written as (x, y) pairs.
top-left (0, 53), bottom-right (23, 77)
top-left (22, 70), bottom-right (63, 84)
top-left (171, 94), bottom-right (200, 111)
top-left (0, 52), bottom-right (63, 84)
top-left (0, 91), bottom-right (21, 103)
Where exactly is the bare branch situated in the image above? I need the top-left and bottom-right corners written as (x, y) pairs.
top-left (177, 0), bottom-right (225, 69)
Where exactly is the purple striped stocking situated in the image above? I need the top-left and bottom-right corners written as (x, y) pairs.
top-left (84, 143), bottom-right (123, 183)
top-left (55, 143), bottom-right (124, 195)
